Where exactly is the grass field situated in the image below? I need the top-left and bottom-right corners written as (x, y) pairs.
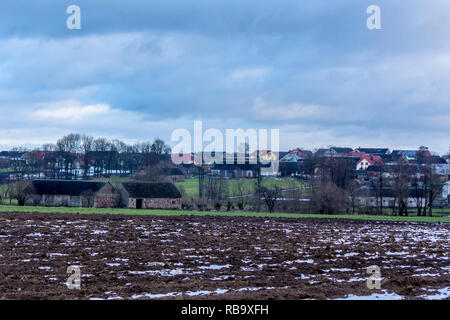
top-left (1, 205), bottom-right (449, 223)
top-left (175, 177), bottom-right (305, 198)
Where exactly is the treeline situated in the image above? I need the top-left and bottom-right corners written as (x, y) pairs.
top-left (6, 133), bottom-right (172, 180)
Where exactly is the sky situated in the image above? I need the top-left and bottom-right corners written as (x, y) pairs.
top-left (0, 0), bottom-right (449, 154)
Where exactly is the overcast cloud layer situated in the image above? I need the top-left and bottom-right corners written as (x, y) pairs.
top-left (0, 0), bottom-right (449, 153)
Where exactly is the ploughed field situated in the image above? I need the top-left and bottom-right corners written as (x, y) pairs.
top-left (0, 212), bottom-right (449, 300)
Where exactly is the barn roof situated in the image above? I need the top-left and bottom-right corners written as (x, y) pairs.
top-left (356, 148), bottom-right (390, 155)
top-left (121, 182), bottom-right (181, 199)
top-left (32, 180), bottom-right (107, 196)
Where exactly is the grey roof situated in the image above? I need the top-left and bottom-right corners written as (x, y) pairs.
top-left (356, 148), bottom-right (390, 155)
top-left (121, 182), bottom-right (181, 199)
top-left (32, 180), bottom-right (107, 196)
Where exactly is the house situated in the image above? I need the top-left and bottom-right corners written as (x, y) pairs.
top-left (355, 148), bottom-right (390, 155)
top-left (211, 163), bottom-right (263, 178)
top-left (366, 164), bottom-right (421, 179)
top-left (431, 164), bottom-right (450, 180)
top-left (29, 180), bottom-right (120, 208)
top-left (356, 155), bottom-right (383, 170)
top-left (391, 147), bottom-right (431, 162)
top-left (280, 153), bottom-right (304, 163)
top-left (117, 182), bottom-right (182, 209)
top-left (280, 149), bottom-right (312, 162)
top-left (424, 156), bottom-right (448, 164)
top-left (331, 147), bottom-right (354, 154)
top-left (347, 151), bottom-right (367, 158)
top-left (443, 181), bottom-right (450, 203)
top-left (316, 147), bottom-right (353, 158)
top-left (444, 155), bottom-right (450, 164)
top-left (249, 150), bottom-right (279, 164)
top-left (377, 154), bottom-right (394, 163)
top-left (353, 187), bottom-right (426, 208)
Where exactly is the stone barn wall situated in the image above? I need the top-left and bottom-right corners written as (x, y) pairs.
top-left (94, 184), bottom-right (120, 208)
top-left (128, 197), bottom-right (181, 209)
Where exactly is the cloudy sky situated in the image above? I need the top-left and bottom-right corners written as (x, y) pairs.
top-left (0, 0), bottom-right (449, 154)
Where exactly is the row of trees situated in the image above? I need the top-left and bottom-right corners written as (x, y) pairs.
top-left (7, 134), bottom-right (172, 180)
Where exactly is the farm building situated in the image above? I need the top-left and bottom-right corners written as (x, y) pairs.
top-left (117, 182), bottom-right (182, 209)
top-left (210, 163), bottom-right (259, 178)
top-left (162, 167), bottom-right (185, 182)
top-left (353, 187), bottom-right (426, 208)
top-left (28, 180), bottom-right (120, 208)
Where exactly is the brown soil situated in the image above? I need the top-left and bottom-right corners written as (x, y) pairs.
top-left (0, 212), bottom-right (448, 300)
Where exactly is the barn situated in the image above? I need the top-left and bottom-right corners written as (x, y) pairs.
top-left (117, 182), bottom-right (182, 209)
top-left (29, 180), bottom-right (120, 208)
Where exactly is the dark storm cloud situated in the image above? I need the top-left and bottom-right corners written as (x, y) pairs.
top-left (0, 0), bottom-right (449, 153)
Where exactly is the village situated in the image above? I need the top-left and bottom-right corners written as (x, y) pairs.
top-left (0, 135), bottom-right (449, 216)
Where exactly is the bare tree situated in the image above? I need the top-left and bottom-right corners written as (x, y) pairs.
top-left (56, 134), bottom-right (81, 179)
top-left (233, 179), bottom-right (253, 210)
top-left (411, 174), bottom-right (426, 216)
top-left (310, 180), bottom-right (349, 214)
top-left (348, 179), bottom-right (361, 214)
top-left (260, 185), bottom-right (281, 213)
top-left (370, 162), bottom-right (386, 215)
top-left (81, 135), bottom-right (94, 178)
top-left (9, 147), bottom-right (29, 180)
top-left (139, 160), bottom-right (174, 182)
top-left (391, 160), bottom-right (410, 216)
top-left (151, 138), bottom-right (171, 155)
top-left (204, 174), bottom-right (228, 210)
top-left (8, 180), bottom-right (35, 206)
top-left (423, 165), bottom-right (443, 217)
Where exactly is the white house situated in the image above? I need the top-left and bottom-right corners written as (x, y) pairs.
top-left (356, 155), bottom-right (383, 171)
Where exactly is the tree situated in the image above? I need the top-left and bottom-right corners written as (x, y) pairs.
top-left (310, 180), bottom-right (349, 214)
top-left (233, 179), bottom-right (253, 210)
top-left (260, 185), bottom-right (281, 213)
top-left (326, 158), bottom-right (354, 190)
top-left (56, 134), bottom-right (81, 179)
top-left (151, 138), bottom-right (171, 155)
top-left (411, 174), bottom-right (426, 216)
top-left (112, 139), bottom-right (128, 175)
top-left (140, 160), bottom-right (174, 182)
top-left (348, 179), bottom-right (361, 214)
top-left (423, 165), bottom-right (443, 217)
top-left (8, 180), bottom-right (35, 206)
top-left (81, 135), bottom-right (94, 178)
top-left (9, 147), bottom-right (29, 180)
top-left (370, 162), bottom-right (386, 215)
top-left (391, 160), bottom-right (410, 216)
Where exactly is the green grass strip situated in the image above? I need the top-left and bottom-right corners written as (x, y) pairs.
top-left (1, 205), bottom-right (449, 223)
